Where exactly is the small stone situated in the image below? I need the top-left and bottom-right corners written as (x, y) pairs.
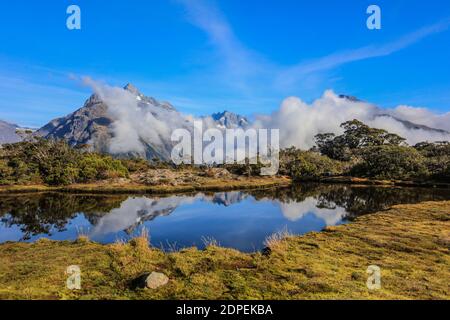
top-left (145, 272), bottom-right (169, 289)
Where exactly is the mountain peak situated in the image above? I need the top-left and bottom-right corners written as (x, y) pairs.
top-left (338, 94), bottom-right (362, 102)
top-left (124, 83), bottom-right (141, 96)
top-left (211, 111), bottom-right (249, 128)
top-left (122, 83), bottom-right (176, 111)
top-left (212, 110), bottom-right (230, 118)
top-left (0, 119), bottom-right (24, 144)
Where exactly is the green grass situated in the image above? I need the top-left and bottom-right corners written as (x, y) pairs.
top-left (0, 201), bottom-right (449, 300)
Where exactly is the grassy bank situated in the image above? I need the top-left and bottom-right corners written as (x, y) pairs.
top-left (0, 175), bottom-right (291, 195)
top-left (2, 175), bottom-right (449, 196)
top-left (0, 201), bottom-right (448, 300)
top-left (315, 176), bottom-right (450, 188)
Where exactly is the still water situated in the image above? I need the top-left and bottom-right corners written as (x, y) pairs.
top-left (1, 184), bottom-right (449, 252)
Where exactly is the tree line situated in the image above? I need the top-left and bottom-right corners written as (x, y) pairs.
top-left (1, 120), bottom-right (449, 186)
top-left (285, 119), bottom-right (449, 181)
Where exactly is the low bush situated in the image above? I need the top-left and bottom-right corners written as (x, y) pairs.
top-left (0, 138), bottom-right (129, 186)
top-left (351, 145), bottom-right (428, 180)
top-left (279, 147), bottom-right (344, 180)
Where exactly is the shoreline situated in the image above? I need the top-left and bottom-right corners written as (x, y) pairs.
top-left (0, 200), bottom-right (448, 299)
top-left (0, 176), bottom-right (292, 195)
top-left (0, 176), bottom-right (449, 195)
top-left (299, 176), bottom-right (450, 189)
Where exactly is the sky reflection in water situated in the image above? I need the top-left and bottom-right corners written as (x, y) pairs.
top-left (1, 185), bottom-right (449, 252)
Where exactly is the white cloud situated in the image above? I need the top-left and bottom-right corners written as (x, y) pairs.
top-left (178, 1), bottom-right (450, 96)
top-left (253, 90), bottom-right (450, 149)
top-left (279, 197), bottom-right (346, 226)
top-left (83, 78), bottom-right (450, 156)
top-left (177, 0), bottom-right (275, 93)
top-left (90, 195), bottom-right (202, 236)
top-left (83, 78), bottom-right (196, 155)
top-left (390, 105), bottom-right (450, 132)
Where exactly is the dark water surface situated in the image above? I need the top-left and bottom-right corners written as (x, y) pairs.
top-left (1, 184), bottom-right (449, 252)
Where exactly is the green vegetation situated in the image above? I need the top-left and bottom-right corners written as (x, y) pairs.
top-left (0, 120), bottom-right (449, 188)
top-left (351, 145), bottom-right (428, 180)
top-left (314, 119), bottom-right (406, 161)
top-left (0, 201), bottom-right (448, 300)
top-left (279, 119), bottom-right (449, 182)
top-left (0, 139), bottom-right (129, 186)
top-left (414, 141), bottom-right (450, 182)
top-left (0, 139), bottom-right (289, 192)
top-left (223, 159), bottom-right (265, 177)
top-left (279, 147), bottom-right (345, 180)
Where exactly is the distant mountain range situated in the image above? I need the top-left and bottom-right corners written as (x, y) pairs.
top-left (0, 120), bottom-right (34, 145)
top-left (88, 192), bottom-right (248, 236)
top-left (374, 114), bottom-right (449, 134)
top-left (210, 111), bottom-right (249, 129)
top-left (0, 85), bottom-right (448, 160)
top-left (337, 95), bottom-right (450, 135)
top-left (0, 120), bottom-right (22, 144)
top-left (34, 84), bottom-right (248, 161)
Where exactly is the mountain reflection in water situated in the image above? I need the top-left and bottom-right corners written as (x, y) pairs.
top-left (1, 184), bottom-right (449, 252)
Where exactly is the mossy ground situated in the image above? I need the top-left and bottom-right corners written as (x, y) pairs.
top-left (0, 201), bottom-right (448, 300)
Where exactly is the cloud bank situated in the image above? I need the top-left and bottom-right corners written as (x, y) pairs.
top-left (253, 90), bottom-right (450, 149)
top-left (83, 78), bottom-right (196, 156)
top-left (84, 80), bottom-right (450, 155)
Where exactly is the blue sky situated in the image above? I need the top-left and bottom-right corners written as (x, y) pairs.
top-left (0, 0), bottom-right (449, 127)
